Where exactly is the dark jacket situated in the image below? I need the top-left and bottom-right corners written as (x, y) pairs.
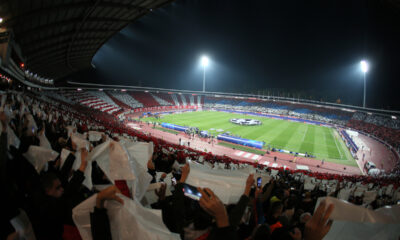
top-left (32, 170), bottom-right (85, 240)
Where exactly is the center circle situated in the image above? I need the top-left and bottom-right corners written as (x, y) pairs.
top-left (230, 118), bottom-right (262, 126)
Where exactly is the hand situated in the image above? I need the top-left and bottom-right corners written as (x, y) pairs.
top-left (285, 208), bottom-right (295, 219)
top-left (160, 173), bottom-right (167, 180)
top-left (244, 174), bottom-right (255, 197)
top-left (197, 188), bottom-right (229, 228)
top-left (96, 185), bottom-right (124, 208)
top-left (155, 182), bottom-right (167, 201)
top-left (304, 200), bottom-right (334, 240)
top-left (6, 232), bottom-right (18, 240)
top-left (289, 227), bottom-right (302, 240)
top-left (79, 148), bottom-right (88, 172)
top-left (179, 163), bottom-right (190, 183)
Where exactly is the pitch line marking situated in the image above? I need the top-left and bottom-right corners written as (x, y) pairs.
top-left (332, 129), bottom-right (344, 159)
top-left (236, 151), bottom-right (244, 156)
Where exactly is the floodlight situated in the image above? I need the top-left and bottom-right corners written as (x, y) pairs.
top-left (360, 60), bottom-right (368, 73)
top-left (201, 56), bottom-right (209, 67)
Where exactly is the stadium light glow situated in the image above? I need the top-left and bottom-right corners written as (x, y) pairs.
top-left (360, 60), bottom-right (369, 108)
top-left (201, 56), bottom-right (209, 67)
top-left (360, 60), bottom-right (368, 73)
top-left (200, 56), bottom-right (209, 92)
top-left (0, 18), bottom-right (3, 23)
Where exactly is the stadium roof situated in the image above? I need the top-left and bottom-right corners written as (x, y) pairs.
top-left (0, 0), bottom-right (173, 80)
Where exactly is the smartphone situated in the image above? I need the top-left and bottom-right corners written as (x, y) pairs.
top-left (257, 177), bottom-right (262, 187)
top-left (171, 177), bottom-right (177, 186)
top-left (182, 183), bottom-right (202, 201)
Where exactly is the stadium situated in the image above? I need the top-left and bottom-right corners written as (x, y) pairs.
top-left (0, 1), bottom-right (399, 240)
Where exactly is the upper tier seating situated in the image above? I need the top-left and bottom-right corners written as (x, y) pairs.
top-left (151, 93), bottom-right (172, 106)
top-left (62, 91), bottom-right (121, 114)
top-left (41, 91), bottom-right (74, 104)
top-left (152, 92), bottom-right (175, 105)
top-left (196, 95), bottom-right (202, 106)
top-left (179, 94), bottom-right (187, 106)
top-left (189, 95), bottom-right (195, 106)
top-left (108, 91), bottom-right (143, 109)
top-left (129, 91), bottom-right (159, 107)
top-left (171, 94), bottom-right (181, 106)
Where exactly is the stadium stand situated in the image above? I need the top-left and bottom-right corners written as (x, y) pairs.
top-left (153, 92), bottom-right (175, 105)
top-left (151, 93), bottom-right (173, 106)
top-left (179, 94), bottom-right (188, 106)
top-left (171, 93), bottom-right (181, 106)
top-left (1, 88), bottom-right (399, 240)
top-left (189, 94), bottom-right (195, 106)
top-left (107, 91), bottom-right (143, 109)
top-left (197, 95), bottom-right (203, 106)
top-left (62, 90), bottom-right (121, 114)
top-left (129, 91), bottom-right (159, 107)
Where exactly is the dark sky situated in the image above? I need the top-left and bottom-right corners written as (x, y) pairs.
top-left (69, 0), bottom-right (400, 110)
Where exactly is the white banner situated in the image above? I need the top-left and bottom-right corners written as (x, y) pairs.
top-left (316, 197), bottom-right (400, 240)
top-left (90, 140), bottom-right (152, 200)
top-left (185, 162), bottom-right (249, 204)
top-left (72, 194), bottom-right (180, 240)
top-left (23, 146), bottom-right (59, 173)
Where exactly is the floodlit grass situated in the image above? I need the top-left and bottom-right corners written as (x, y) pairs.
top-left (146, 111), bottom-right (356, 167)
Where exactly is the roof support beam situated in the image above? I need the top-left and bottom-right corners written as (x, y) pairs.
top-left (15, 17), bottom-right (129, 36)
top-left (20, 28), bottom-right (117, 46)
top-left (3, 1), bottom-right (148, 28)
top-left (26, 37), bottom-right (104, 55)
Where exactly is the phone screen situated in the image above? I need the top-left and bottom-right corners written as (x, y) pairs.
top-left (257, 177), bottom-right (262, 187)
top-left (182, 183), bottom-right (202, 201)
top-left (171, 177), bottom-right (177, 186)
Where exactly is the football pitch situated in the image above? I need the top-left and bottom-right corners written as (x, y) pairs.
top-left (145, 111), bottom-right (356, 166)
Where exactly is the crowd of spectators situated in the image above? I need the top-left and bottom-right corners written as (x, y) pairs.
top-left (347, 112), bottom-right (400, 151)
top-left (1, 88), bottom-right (399, 240)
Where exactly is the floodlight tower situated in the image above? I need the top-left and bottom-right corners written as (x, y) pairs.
top-left (360, 60), bottom-right (369, 108)
top-left (201, 56), bottom-right (209, 92)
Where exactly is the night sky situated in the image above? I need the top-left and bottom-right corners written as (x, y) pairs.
top-left (68, 0), bottom-right (400, 110)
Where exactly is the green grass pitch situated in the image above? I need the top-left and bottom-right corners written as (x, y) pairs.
top-left (145, 111), bottom-right (357, 167)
